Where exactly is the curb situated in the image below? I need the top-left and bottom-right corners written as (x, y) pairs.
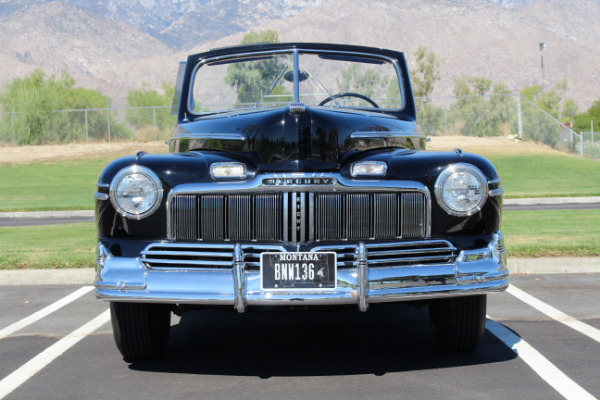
top-left (2, 197), bottom-right (598, 220)
top-left (1, 258), bottom-right (599, 286)
top-left (0, 268), bottom-right (96, 286)
top-left (509, 257), bottom-right (600, 275)
top-left (0, 210), bottom-right (94, 219)
top-left (504, 197), bottom-right (600, 206)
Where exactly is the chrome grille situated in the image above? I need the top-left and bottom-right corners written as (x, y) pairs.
top-left (365, 240), bottom-right (457, 266)
top-left (313, 240), bottom-right (457, 268)
top-left (141, 243), bottom-right (236, 269)
top-left (141, 243), bottom-right (284, 269)
top-left (170, 191), bottom-right (428, 243)
top-left (141, 241), bottom-right (456, 270)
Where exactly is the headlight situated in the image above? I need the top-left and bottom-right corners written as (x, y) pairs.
top-left (109, 166), bottom-right (163, 219)
top-left (434, 163), bottom-right (488, 216)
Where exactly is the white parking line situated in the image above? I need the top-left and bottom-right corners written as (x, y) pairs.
top-left (507, 284), bottom-right (600, 344)
top-left (0, 309), bottom-right (110, 400)
top-left (486, 318), bottom-right (597, 400)
top-left (0, 286), bottom-right (94, 340)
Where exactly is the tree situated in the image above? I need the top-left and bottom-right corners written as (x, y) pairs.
top-left (240, 29), bottom-right (280, 45)
top-left (224, 30), bottom-right (288, 105)
top-left (519, 80), bottom-right (577, 148)
top-left (0, 69), bottom-right (129, 145)
top-left (574, 99), bottom-right (600, 132)
top-left (450, 76), bottom-right (515, 137)
top-left (411, 46), bottom-right (443, 99)
top-left (521, 80), bottom-right (576, 121)
top-left (337, 63), bottom-right (388, 99)
top-left (410, 47), bottom-right (444, 134)
top-left (126, 82), bottom-right (176, 134)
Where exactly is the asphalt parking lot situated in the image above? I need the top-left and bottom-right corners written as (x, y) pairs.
top-left (1, 273), bottom-right (599, 400)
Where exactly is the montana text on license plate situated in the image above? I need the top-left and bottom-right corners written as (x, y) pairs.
top-left (260, 252), bottom-right (337, 290)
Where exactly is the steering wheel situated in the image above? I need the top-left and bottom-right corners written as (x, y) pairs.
top-left (319, 92), bottom-right (380, 108)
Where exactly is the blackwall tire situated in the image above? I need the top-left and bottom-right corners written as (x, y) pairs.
top-left (110, 302), bottom-right (171, 361)
top-left (429, 295), bottom-right (487, 352)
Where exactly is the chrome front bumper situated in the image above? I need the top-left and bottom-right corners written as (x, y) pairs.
top-left (95, 232), bottom-right (508, 313)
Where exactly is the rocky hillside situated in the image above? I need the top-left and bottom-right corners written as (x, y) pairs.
top-left (0, 0), bottom-right (598, 109)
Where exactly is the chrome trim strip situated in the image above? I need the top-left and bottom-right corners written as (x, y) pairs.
top-left (283, 192), bottom-right (289, 243)
top-left (488, 178), bottom-right (501, 186)
top-left (169, 173), bottom-right (431, 194)
top-left (291, 192), bottom-right (297, 243)
top-left (300, 192), bottom-right (306, 242)
top-left (96, 183), bottom-right (110, 189)
top-left (94, 192), bottom-right (109, 201)
top-left (308, 192), bottom-right (315, 242)
top-left (350, 132), bottom-right (422, 139)
top-left (171, 133), bottom-right (247, 141)
top-left (489, 188), bottom-right (505, 197)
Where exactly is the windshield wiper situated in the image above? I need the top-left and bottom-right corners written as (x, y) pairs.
top-left (300, 65), bottom-right (342, 108)
top-left (253, 65), bottom-right (289, 109)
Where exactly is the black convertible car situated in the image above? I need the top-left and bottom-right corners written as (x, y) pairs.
top-left (94, 42), bottom-right (507, 360)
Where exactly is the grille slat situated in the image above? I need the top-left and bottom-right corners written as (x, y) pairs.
top-left (171, 194), bottom-right (197, 240)
top-left (201, 195), bottom-right (225, 240)
top-left (170, 191), bottom-right (428, 243)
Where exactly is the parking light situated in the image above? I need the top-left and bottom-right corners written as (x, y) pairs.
top-left (210, 162), bottom-right (247, 179)
top-left (351, 161), bottom-right (387, 177)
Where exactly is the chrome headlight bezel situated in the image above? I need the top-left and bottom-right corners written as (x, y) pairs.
top-left (434, 163), bottom-right (489, 217)
top-left (109, 165), bottom-right (163, 220)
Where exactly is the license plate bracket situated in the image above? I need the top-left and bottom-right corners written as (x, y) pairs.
top-left (260, 252), bottom-right (337, 290)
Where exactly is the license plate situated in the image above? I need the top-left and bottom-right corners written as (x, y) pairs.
top-left (261, 252), bottom-right (337, 290)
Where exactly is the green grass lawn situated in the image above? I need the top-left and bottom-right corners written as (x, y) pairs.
top-left (0, 222), bottom-right (96, 269)
top-left (502, 209), bottom-right (600, 257)
top-left (0, 209), bottom-right (598, 269)
top-left (0, 159), bottom-right (108, 212)
top-left (486, 154), bottom-right (600, 199)
top-left (1, 151), bottom-right (599, 212)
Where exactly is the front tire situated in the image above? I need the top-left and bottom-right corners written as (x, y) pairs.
top-left (429, 295), bottom-right (487, 352)
top-left (110, 302), bottom-right (171, 361)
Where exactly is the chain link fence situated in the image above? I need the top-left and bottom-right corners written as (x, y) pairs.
top-left (1, 99), bottom-right (598, 159)
top-left (0, 106), bottom-right (174, 146)
top-left (416, 93), bottom-right (599, 159)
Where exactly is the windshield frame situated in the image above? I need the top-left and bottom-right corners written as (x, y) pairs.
top-left (187, 48), bottom-right (407, 117)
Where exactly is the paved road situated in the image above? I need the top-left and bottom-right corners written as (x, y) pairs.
top-left (1, 273), bottom-right (599, 400)
top-left (1, 197), bottom-right (599, 227)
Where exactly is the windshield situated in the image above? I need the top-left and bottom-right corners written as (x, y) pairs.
top-left (189, 50), bottom-right (404, 114)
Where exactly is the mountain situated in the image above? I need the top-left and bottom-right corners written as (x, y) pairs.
top-left (0, 0), bottom-right (599, 110)
top-left (249, 0), bottom-right (600, 108)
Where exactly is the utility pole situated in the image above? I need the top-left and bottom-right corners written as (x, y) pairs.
top-left (106, 96), bottom-right (111, 143)
top-left (539, 42), bottom-right (546, 92)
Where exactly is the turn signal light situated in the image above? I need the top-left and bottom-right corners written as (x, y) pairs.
top-left (351, 161), bottom-right (387, 177)
top-left (210, 162), bottom-right (247, 179)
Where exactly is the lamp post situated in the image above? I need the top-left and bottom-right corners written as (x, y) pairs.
top-left (539, 42), bottom-right (546, 91)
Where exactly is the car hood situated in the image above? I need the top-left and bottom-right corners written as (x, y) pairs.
top-left (170, 106), bottom-right (424, 172)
